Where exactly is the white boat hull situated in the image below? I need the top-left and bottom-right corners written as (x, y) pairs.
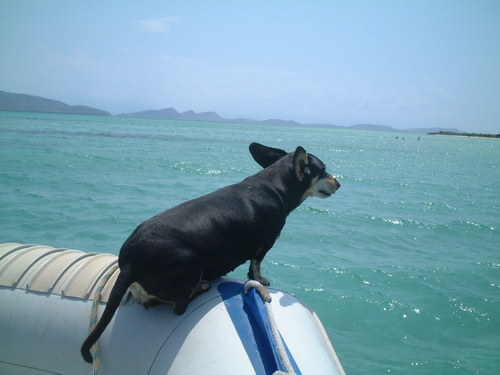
top-left (0, 243), bottom-right (345, 374)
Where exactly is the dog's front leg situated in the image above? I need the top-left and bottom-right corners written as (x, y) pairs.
top-left (248, 247), bottom-right (270, 286)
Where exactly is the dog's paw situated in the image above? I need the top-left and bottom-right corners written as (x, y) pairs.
top-left (248, 270), bottom-right (270, 286)
top-left (173, 303), bottom-right (188, 315)
top-left (255, 275), bottom-right (270, 286)
top-left (258, 276), bottom-right (270, 286)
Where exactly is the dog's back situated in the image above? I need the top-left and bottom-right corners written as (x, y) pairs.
top-left (121, 161), bottom-right (294, 281)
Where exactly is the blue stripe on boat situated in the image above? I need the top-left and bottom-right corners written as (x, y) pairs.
top-left (218, 282), bottom-right (301, 375)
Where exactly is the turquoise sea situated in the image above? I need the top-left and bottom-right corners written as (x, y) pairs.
top-left (1, 111), bottom-right (499, 374)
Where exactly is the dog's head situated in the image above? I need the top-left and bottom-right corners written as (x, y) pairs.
top-left (249, 142), bottom-right (340, 201)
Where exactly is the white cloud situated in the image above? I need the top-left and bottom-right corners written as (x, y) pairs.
top-left (138, 17), bottom-right (181, 33)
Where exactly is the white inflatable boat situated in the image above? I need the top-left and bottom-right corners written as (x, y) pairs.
top-left (0, 243), bottom-right (345, 375)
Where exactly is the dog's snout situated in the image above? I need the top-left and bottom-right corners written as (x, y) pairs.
top-left (329, 176), bottom-right (340, 190)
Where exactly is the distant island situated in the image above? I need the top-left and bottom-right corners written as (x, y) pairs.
top-left (118, 107), bottom-right (461, 134)
top-left (1, 90), bottom-right (470, 134)
top-left (118, 107), bottom-right (226, 122)
top-left (428, 131), bottom-right (499, 139)
top-left (0, 90), bottom-right (110, 116)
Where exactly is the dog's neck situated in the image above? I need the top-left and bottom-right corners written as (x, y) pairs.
top-left (253, 159), bottom-right (310, 215)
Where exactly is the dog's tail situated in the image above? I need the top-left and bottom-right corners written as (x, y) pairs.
top-left (81, 263), bottom-right (133, 363)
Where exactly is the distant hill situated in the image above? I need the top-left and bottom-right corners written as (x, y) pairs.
top-left (117, 107), bottom-right (225, 122)
top-left (119, 108), bottom-right (322, 128)
top-left (0, 91), bottom-right (110, 116)
top-left (348, 124), bottom-right (397, 132)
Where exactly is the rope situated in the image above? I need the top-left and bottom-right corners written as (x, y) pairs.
top-left (88, 263), bottom-right (119, 375)
top-left (244, 280), bottom-right (297, 375)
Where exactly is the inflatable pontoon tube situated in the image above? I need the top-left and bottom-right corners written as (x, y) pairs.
top-left (0, 243), bottom-right (345, 375)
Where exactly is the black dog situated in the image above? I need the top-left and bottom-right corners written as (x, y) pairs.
top-left (81, 142), bottom-right (340, 363)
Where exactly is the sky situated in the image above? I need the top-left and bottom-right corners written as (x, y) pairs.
top-left (1, 1), bottom-right (499, 133)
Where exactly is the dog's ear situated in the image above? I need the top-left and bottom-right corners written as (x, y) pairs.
top-left (293, 146), bottom-right (309, 182)
top-left (249, 142), bottom-right (288, 168)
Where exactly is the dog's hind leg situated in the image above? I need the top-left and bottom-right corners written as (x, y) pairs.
top-left (129, 281), bottom-right (163, 309)
top-left (173, 278), bottom-right (211, 315)
top-left (146, 269), bottom-right (210, 315)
